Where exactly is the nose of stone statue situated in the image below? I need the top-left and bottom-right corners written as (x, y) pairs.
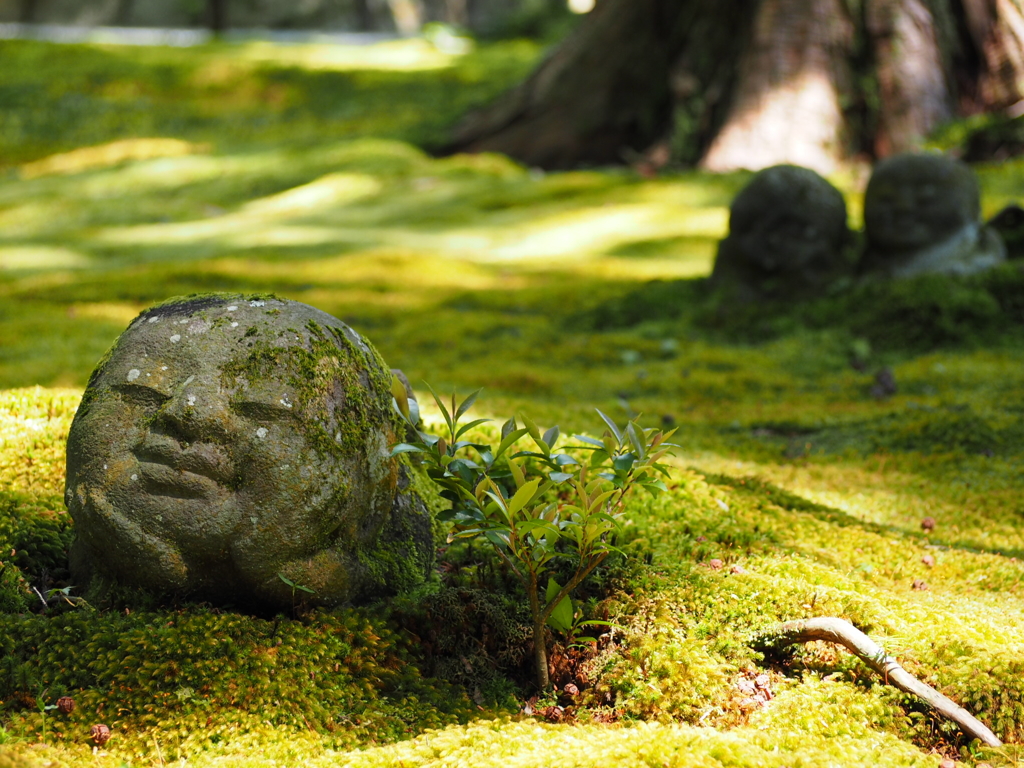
top-left (151, 373), bottom-right (235, 446)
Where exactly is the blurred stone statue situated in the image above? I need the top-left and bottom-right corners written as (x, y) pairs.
top-left (987, 203), bottom-right (1024, 260)
top-left (711, 165), bottom-right (853, 300)
top-left (860, 153), bottom-right (1005, 278)
top-left (66, 294), bottom-right (433, 611)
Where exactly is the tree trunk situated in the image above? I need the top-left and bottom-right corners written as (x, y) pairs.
top-left (447, 0), bottom-right (755, 169)
top-left (353, 0), bottom-right (374, 30)
top-left (446, 0), bottom-right (1024, 170)
top-left (387, 0), bottom-right (424, 35)
top-left (18, 0), bottom-right (37, 23)
top-left (207, 0), bottom-right (228, 34)
top-left (700, 0), bottom-right (856, 173)
top-left (975, 0), bottom-right (1024, 109)
top-left (868, 0), bottom-right (956, 156)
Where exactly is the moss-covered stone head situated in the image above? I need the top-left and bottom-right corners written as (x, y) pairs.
top-left (861, 153), bottom-right (1005, 277)
top-left (864, 153), bottom-right (978, 254)
top-left (711, 165), bottom-right (851, 299)
top-left (66, 294), bottom-right (430, 610)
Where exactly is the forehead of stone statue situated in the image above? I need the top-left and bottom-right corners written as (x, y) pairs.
top-left (89, 296), bottom-right (371, 416)
top-left (865, 154), bottom-right (980, 218)
top-left (729, 165), bottom-right (847, 237)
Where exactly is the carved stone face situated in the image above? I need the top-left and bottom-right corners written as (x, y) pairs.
top-left (66, 295), bottom-right (403, 608)
top-left (712, 165), bottom-right (850, 297)
top-left (864, 153), bottom-right (979, 253)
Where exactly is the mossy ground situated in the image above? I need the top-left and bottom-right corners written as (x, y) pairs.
top-left (1, 36), bottom-right (1024, 768)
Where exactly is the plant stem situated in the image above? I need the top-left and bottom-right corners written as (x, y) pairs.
top-left (528, 570), bottom-right (550, 690)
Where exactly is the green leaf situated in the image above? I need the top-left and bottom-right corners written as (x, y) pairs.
top-left (549, 471), bottom-right (573, 483)
top-left (501, 417), bottom-right (517, 440)
top-left (425, 382), bottom-right (454, 434)
top-left (573, 435), bottom-right (605, 449)
top-left (612, 453), bottom-right (637, 472)
top-left (295, 583), bottom-right (316, 594)
top-left (277, 573), bottom-right (296, 588)
top-left (495, 427), bottom-right (530, 461)
top-left (455, 389), bottom-right (481, 421)
top-left (484, 529), bottom-right (510, 550)
top-left (391, 374), bottom-right (410, 420)
top-left (507, 478), bottom-right (541, 517)
top-left (545, 578), bottom-right (573, 633)
top-left (595, 409), bottom-right (622, 443)
top-left (543, 425), bottom-right (560, 447)
top-left (626, 421), bottom-right (645, 460)
top-left (455, 418), bottom-right (491, 439)
top-left (507, 456), bottom-right (527, 489)
top-left (390, 443), bottom-right (424, 456)
top-left (641, 480), bottom-right (669, 494)
top-left (521, 413), bottom-right (541, 440)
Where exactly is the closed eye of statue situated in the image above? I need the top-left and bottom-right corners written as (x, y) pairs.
top-left (231, 400), bottom-right (298, 422)
top-left (113, 383), bottom-right (172, 408)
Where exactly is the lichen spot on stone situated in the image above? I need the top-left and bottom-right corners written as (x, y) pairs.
top-left (127, 369), bottom-right (141, 382)
top-left (250, 300), bottom-right (266, 307)
top-left (256, 427), bottom-right (268, 439)
top-left (227, 305), bottom-right (238, 311)
top-left (148, 316), bottom-right (161, 324)
top-left (170, 334), bottom-right (181, 343)
top-left (188, 319), bottom-right (211, 336)
top-left (186, 395), bottom-right (196, 407)
top-left (231, 322), bottom-right (239, 328)
top-left (131, 473), bottom-right (138, 481)
top-left (183, 375), bottom-right (195, 387)
top-left (280, 396), bottom-right (292, 409)
top-left (161, 366), bottom-right (168, 371)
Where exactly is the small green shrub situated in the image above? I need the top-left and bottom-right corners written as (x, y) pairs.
top-left (390, 382), bottom-right (676, 689)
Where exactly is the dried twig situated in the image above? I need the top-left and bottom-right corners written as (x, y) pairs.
top-left (758, 617), bottom-right (1002, 747)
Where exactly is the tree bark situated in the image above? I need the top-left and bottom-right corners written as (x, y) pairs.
top-left (445, 0), bottom-right (1024, 170)
top-left (18, 0), bottom-right (37, 23)
top-left (207, 0), bottom-right (228, 34)
top-left (447, 0), bottom-right (755, 169)
top-left (700, 0), bottom-right (856, 173)
top-left (868, 0), bottom-right (957, 156)
top-left (353, 0), bottom-right (373, 31)
top-left (975, 0), bottom-right (1024, 109)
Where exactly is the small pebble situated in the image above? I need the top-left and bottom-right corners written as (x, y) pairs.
top-left (912, 579), bottom-right (929, 591)
top-left (730, 564), bottom-right (748, 575)
top-left (921, 554), bottom-right (935, 567)
top-left (921, 516), bottom-right (936, 532)
top-left (708, 559), bottom-right (724, 570)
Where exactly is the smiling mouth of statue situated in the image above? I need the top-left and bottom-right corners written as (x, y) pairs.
top-left (132, 443), bottom-right (232, 499)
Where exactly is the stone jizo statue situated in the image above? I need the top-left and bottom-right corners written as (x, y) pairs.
top-left (711, 165), bottom-right (852, 300)
top-left (861, 153), bottom-right (1005, 278)
top-left (66, 294), bottom-right (433, 611)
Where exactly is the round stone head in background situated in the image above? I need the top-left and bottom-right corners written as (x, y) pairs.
top-left (711, 164), bottom-right (852, 300)
top-left (66, 294), bottom-right (433, 611)
top-left (861, 152), bottom-right (1005, 278)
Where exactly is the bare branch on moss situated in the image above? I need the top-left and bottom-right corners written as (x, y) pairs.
top-left (759, 617), bottom-right (1002, 747)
